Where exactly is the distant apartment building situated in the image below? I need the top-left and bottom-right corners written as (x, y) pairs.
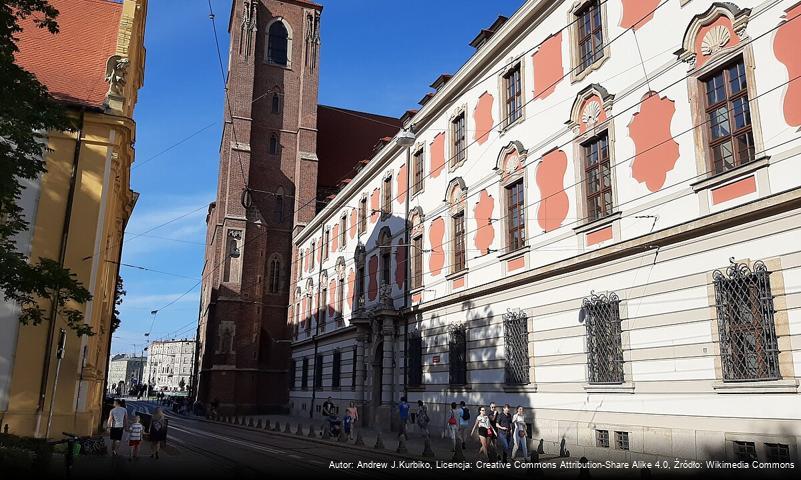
top-left (146, 340), bottom-right (196, 393)
top-left (107, 354), bottom-right (145, 394)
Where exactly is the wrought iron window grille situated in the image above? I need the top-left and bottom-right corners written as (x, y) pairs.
top-left (503, 309), bottom-right (530, 385)
top-left (581, 291), bottom-right (624, 384)
top-left (713, 259), bottom-right (780, 382)
top-left (448, 324), bottom-right (468, 386)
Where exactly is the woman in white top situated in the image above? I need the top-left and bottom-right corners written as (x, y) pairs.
top-left (469, 406), bottom-right (495, 459)
top-left (511, 405), bottom-right (528, 459)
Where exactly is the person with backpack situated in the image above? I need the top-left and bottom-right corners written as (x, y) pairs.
top-left (443, 402), bottom-right (461, 451)
top-left (416, 400), bottom-right (430, 440)
top-left (458, 400), bottom-right (470, 450)
top-left (148, 407), bottom-right (167, 459)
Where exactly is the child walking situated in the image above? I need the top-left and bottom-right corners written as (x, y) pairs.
top-left (128, 415), bottom-right (144, 461)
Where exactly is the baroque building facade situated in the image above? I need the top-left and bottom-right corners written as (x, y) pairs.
top-left (196, 0), bottom-right (400, 414)
top-left (289, 0), bottom-right (801, 463)
top-left (0, 0), bottom-right (147, 438)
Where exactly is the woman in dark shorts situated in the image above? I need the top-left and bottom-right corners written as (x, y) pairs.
top-left (148, 407), bottom-right (168, 459)
top-left (469, 406), bottom-right (495, 459)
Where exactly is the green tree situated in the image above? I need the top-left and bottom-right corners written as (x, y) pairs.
top-left (110, 276), bottom-right (125, 334)
top-left (1, 1), bottom-right (93, 336)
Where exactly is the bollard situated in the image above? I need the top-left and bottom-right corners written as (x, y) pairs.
top-left (538, 438), bottom-right (544, 454)
top-left (284, 422), bottom-right (291, 433)
top-left (452, 441), bottom-right (465, 461)
top-left (248, 417), bottom-right (255, 428)
top-left (422, 437), bottom-right (435, 457)
top-left (308, 424), bottom-right (316, 438)
top-left (396, 435), bottom-right (408, 454)
top-left (3, 424), bottom-right (8, 434)
top-left (273, 421), bottom-right (281, 432)
top-left (354, 431), bottom-right (365, 446)
top-left (373, 431), bottom-right (385, 449)
top-left (296, 423), bottom-right (303, 436)
top-left (265, 419), bottom-right (271, 430)
top-left (257, 419), bottom-right (263, 429)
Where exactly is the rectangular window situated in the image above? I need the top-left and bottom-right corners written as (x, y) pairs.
top-left (319, 287), bottom-right (327, 332)
top-left (583, 132), bottom-right (612, 222)
top-left (383, 177), bottom-right (392, 215)
top-left (356, 266), bottom-right (365, 308)
top-left (289, 359), bottom-right (296, 390)
top-left (503, 64), bottom-right (522, 126)
top-left (332, 350), bottom-right (341, 388)
top-left (339, 215), bottom-right (347, 248)
top-left (713, 260), bottom-right (780, 381)
top-left (411, 235), bottom-right (423, 289)
top-left (359, 197), bottom-right (367, 234)
top-left (765, 443), bottom-right (790, 462)
top-left (412, 149), bottom-right (424, 194)
top-left (323, 230), bottom-right (330, 260)
top-left (315, 354), bottom-right (323, 388)
top-left (733, 441), bottom-right (757, 462)
top-left (596, 429), bottom-right (610, 448)
top-left (615, 431), bottom-right (629, 450)
top-left (337, 278), bottom-right (345, 320)
top-left (452, 212), bottom-right (466, 273)
top-left (584, 293), bottom-right (624, 384)
top-left (506, 179), bottom-right (525, 251)
top-left (451, 112), bottom-right (466, 167)
top-left (381, 252), bottom-right (391, 286)
top-left (448, 326), bottom-right (467, 385)
top-left (408, 333), bottom-right (423, 387)
top-left (301, 357), bottom-right (309, 390)
top-left (309, 241), bottom-right (315, 269)
top-left (503, 311), bottom-right (529, 385)
top-left (576, 0), bottom-right (604, 73)
top-left (703, 59), bottom-right (754, 174)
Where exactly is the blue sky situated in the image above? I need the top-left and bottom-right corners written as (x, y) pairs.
top-left (112, 0), bottom-right (523, 356)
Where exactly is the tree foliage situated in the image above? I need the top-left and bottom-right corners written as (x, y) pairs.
top-left (111, 276), bottom-right (125, 334)
top-left (1, 1), bottom-right (93, 336)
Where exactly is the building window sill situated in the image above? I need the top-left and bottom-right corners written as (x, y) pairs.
top-left (690, 156), bottom-right (769, 193)
top-left (573, 211), bottom-right (622, 235)
top-left (571, 54), bottom-right (610, 84)
top-left (445, 269), bottom-right (469, 281)
top-left (713, 379), bottom-right (798, 394)
top-left (499, 115), bottom-right (525, 136)
top-left (503, 383), bottom-right (537, 393)
top-left (498, 244), bottom-right (530, 262)
top-left (407, 385), bottom-right (425, 392)
top-left (583, 382), bottom-right (634, 394)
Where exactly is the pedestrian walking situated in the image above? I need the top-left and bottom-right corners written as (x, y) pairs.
top-left (458, 400), bottom-right (470, 450)
top-left (148, 407), bottom-right (168, 459)
top-left (511, 406), bottom-right (528, 459)
top-left (496, 404), bottom-right (514, 462)
top-left (107, 399), bottom-right (128, 456)
top-left (344, 401), bottom-right (358, 440)
top-left (397, 396), bottom-right (410, 440)
top-left (322, 396), bottom-right (337, 435)
top-left (128, 415), bottom-right (144, 461)
top-left (488, 402), bottom-right (499, 457)
top-left (443, 402), bottom-right (460, 451)
top-left (416, 400), bottom-right (430, 439)
top-left (469, 406), bottom-right (496, 460)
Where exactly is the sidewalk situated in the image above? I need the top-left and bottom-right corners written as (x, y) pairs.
top-left (202, 411), bottom-right (560, 464)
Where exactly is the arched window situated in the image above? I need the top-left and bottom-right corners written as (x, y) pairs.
top-left (274, 192), bottom-right (284, 223)
top-left (268, 256), bottom-right (280, 294)
top-left (269, 134), bottom-right (279, 155)
top-left (267, 21), bottom-right (289, 66)
top-left (271, 93), bottom-right (281, 114)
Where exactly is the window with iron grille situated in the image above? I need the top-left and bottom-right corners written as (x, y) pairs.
top-left (383, 176), bottom-right (392, 215)
top-left (596, 429), bottom-right (610, 448)
top-left (452, 212), bottom-right (466, 272)
top-left (301, 357), bottom-right (309, 390)
top-left (412, 149), bottom-right (424, 194)
top-left (503, 64), bottom-right (522, 127)
top-left (449, 325), bottom-right (468, 385)
top-left (583, 132), bottom-right (613, 222)
top-left (583, 292), bottom-right (624, 384)
top-left (615, 431), bottom-right (629, 450)
top-left (765, 443), bottom-right (790, 462)
top-left (289, 359), bottom-right (296, 390)
top-left (411, 235), bottom-right (423, 289)
top-left (451, 112), bottom-right (466, 167)
top-left (332, 350), bottom-right (341, 388)
top-left (713, 260), bottom-right (780, 382)
top-left (734, 441), bottom-right (757, 462)
top-left (703, 58), bottom-right (754, 175)
top-left (506, 179), bottom-right (525, 251)
top-left (408, 332), bottom-right (423, 387)
top-left (315, 354), bottom-right (324, 388)
top-left (576, 0), bottom-right (604, 73)
top-left (359, 197), bottom-right (367, 234)
top-left (504, 310), bottom-right (529, 385)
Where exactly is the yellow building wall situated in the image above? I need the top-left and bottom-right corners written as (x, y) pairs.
top-left (2, 0), bottom-right (145, 439)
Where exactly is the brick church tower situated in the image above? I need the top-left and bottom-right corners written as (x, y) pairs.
top-left (196, 0), bottom-right (323, 414)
